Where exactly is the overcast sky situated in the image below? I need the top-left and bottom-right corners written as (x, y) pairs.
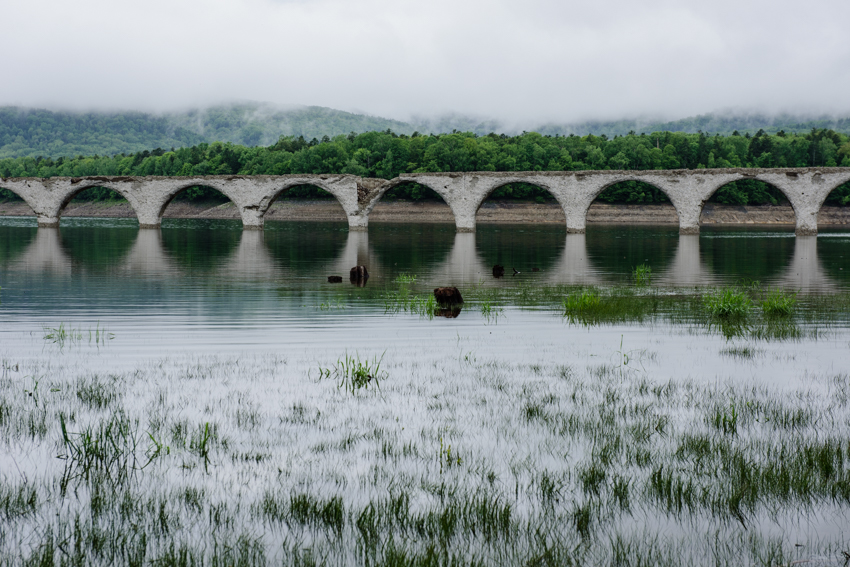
top-left (3, 0), bottom-right (849, 123)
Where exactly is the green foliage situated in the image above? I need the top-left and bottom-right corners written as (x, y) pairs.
top-left (702, 289), bottom-right (752, 319)
top-left (317, 352), bottom-right (386, 394)
top-left (632, 264), bottom-right (652, 286)
top-left (761, 289), bottom-right (797, 317)
top-left (2, 118), bottom-right (849, 205)
top-left (562, 290), bottom-right (601, 314)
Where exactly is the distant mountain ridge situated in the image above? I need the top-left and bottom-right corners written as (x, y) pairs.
top-left (2, 102), bottom-right (850, 159)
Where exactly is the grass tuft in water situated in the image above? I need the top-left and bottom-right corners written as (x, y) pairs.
top-left (761, 288), bottom-right (797, 317)
top-left (632, 264), bottom-right (652, 286)
top-left (317, 351), bottom-right (386, 394)
top-left (703, 288), bottom-right (752, 319)
top-left (393, 273), bottom-right (417, 284)
top-left (59, 411), bottom-right (165, 487)
top-left (43, 322), bottom-right (114, 348)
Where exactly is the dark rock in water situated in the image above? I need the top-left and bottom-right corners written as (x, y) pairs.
top-left (435, 306), bottom-right (462, 318)
top-left (350, 266), bottom-right (369, 287)
top-left (350, 266), bottom-right (369, 280)
top-left (492, 265), bottom-right (505, 278)
top-left (328, 276), bottom-right (343, 283)
top-left (531, 267), bottom-right (540, 272)
top-left (434, 287), bottom-right (463, 305)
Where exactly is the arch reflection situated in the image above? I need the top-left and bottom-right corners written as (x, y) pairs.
top-left (545, 233), bottom-right (604, 285)
top-left (9, 228), bottom-right (72, 275)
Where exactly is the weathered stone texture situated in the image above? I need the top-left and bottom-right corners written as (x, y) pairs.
top-left (2, 168), bottom-right (849, 235)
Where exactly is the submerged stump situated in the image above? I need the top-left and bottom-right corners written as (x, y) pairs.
top-left (328, 276), bottom-right (343, 283)
top-left (492, 265), bottom-right (505, 278)
top-left (434, 287), bottom-right (464, 306)
top-left (350, 266), bottom-right (369, 287)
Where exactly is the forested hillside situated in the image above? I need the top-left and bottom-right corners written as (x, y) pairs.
top-left (4, 103), bottom-right (850, 160)
top-left (2, 128), bottom-right (849, 206)
top-left (0, 104), bottom-right (413, 159)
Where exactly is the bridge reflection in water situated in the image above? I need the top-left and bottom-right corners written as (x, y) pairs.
top-left (4, 226), bottom-right (844, 294)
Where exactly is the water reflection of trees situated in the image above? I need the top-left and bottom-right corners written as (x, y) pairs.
top-left (0, 225), bottom-right (36, 265)
top-left (474, 224), bottom-right (567, 274)
top-left (699, 228), bottom-right (795, 284)
top-left (160, 221), bottom-right (242, 270)
top-left (585, 226), bottom-right (679, 282)
top-left (2, 222), bottom-right (844, 294)
top-left (814, 234), bottom-right (850, 288)
top-left (368, 223), bottom-right (457, 277)
top-left (262, 222), bottom-right (350, 272)
top-left (59, 225), bottom-right (137, 272)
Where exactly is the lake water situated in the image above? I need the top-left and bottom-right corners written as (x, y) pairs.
top-left (1, 218), bottom-right (849, 566)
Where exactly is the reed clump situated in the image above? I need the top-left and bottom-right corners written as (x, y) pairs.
top-left (703, 288), bottom-right (752, 319)
top-left (317, 351), bottom-right (386, 393)
top-left (761, 288), bottom-right (797, 317)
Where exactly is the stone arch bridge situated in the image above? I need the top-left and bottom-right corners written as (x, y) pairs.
top-left (2, 168), bottom-right (849, 235)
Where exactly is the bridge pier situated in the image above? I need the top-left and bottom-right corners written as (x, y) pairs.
top-left (676, 205), bottom-right (702, 235)
top-left (565, 209), bottom-right (586, 234)
top-left (793, 205), bottom-right (819, 236)
top-left (240, 208), bottom-right (265, 231)
top-left (451, 205), bottom-right (477, 233)
top-left (37, 215), bottom-right (60, 228)
top-left (137, 209), bottom-right (162, 229)
top-left (347, 212), bottom-right (369, 232)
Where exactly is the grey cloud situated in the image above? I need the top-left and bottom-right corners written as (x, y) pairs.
top-left (2, 0), bottom-right (849, 124)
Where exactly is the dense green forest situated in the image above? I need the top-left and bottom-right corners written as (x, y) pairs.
top-left (4, 103), bottom-right (850, 161)
top-left (0, 104), bottom-right (414, 159)
top-left (1, 128), bottom-right (849, 206)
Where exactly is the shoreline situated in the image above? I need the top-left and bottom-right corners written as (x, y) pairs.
top-left (1, 199), bottom-right (849, 226)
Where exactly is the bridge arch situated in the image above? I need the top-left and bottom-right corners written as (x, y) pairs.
top-left (55, 184), bottom-right (140, 226)
top-left (470, 179), bottom-right (567, 229)
top-left (156, 183), bottom-right (245, 228)
top-left (586, 179), bottom-right (679, 227)
top-left (362, 178), bottom-right (457, 225)
top-left (816, 175), bottom-right (850, 225)
top-left (699, 178), bottom-right (797, 230)
top-left (0, 185), bottom-right (37, 220)
top-left (585, 177), bottom-right (682, 229)
top-left (257, 180), bottom-right (349, 224)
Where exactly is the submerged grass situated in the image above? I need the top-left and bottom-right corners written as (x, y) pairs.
top-left (561, 288), bottom-right (661, 326)
top-left (2, 349), bottom-right (850, 566)
top-left (43, 322), bottom-right (114, 348)
top-left (703, 288), bottom-right (752, 319)
top-left (316, 351), bottom-right (386, 393)
top-left (761, 288), bottom-right (797, 317)
top-left (632, 264), bottom-right (652, 286)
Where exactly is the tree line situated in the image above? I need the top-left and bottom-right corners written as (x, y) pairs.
top-left (1, 129), bottom-right (849, 206)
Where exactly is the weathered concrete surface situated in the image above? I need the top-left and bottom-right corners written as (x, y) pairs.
top-left (3, 168), bottom-right (849, 235)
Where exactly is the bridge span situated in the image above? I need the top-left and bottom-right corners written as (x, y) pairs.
top-left (3, 168), bottom-right (849, 235)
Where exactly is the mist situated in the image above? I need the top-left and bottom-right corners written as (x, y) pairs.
top-left (3, 0), bottom-right (849, 124)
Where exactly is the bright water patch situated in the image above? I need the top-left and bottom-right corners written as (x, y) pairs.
top-left (0, 218), bottom-right (849, 565)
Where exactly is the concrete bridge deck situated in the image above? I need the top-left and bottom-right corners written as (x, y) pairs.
top-left (3, 168), bottom-right (849, 235)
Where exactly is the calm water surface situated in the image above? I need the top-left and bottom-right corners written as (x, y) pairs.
top-left (2, 217), bottom-right (850, 564)
top-left (0, 218), bottom-right (849, 365)
top-left (0, 216), bottom-right (847, 383)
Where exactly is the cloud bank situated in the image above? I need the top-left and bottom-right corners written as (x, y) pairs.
top-left (3, 0), bottom-right (849, 123)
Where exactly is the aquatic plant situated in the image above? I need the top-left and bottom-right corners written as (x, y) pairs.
top-left (761, 288), bottom-right (797, 317)
top-left (632, 264), bottom-right (652, 286)
top-left (479, 300), bottom-right (503, 322)
top-left (702, 288), bottom-right (752, 319)
top-left (393, 273), bottom-right (417, 284)
top-left (383, 289), bottom-right (436, 319)
top-left (317, 351), bottom-right (386, 393)
top-left (59, 411), bottom-right (164, 486)
top-left (43, 322), bottom-right (114, 348)
top-left (562, 290), bottom-right (601, 314)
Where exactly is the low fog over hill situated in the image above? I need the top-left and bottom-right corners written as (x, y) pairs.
top-left (2, 102), bottom-right (850, 159)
